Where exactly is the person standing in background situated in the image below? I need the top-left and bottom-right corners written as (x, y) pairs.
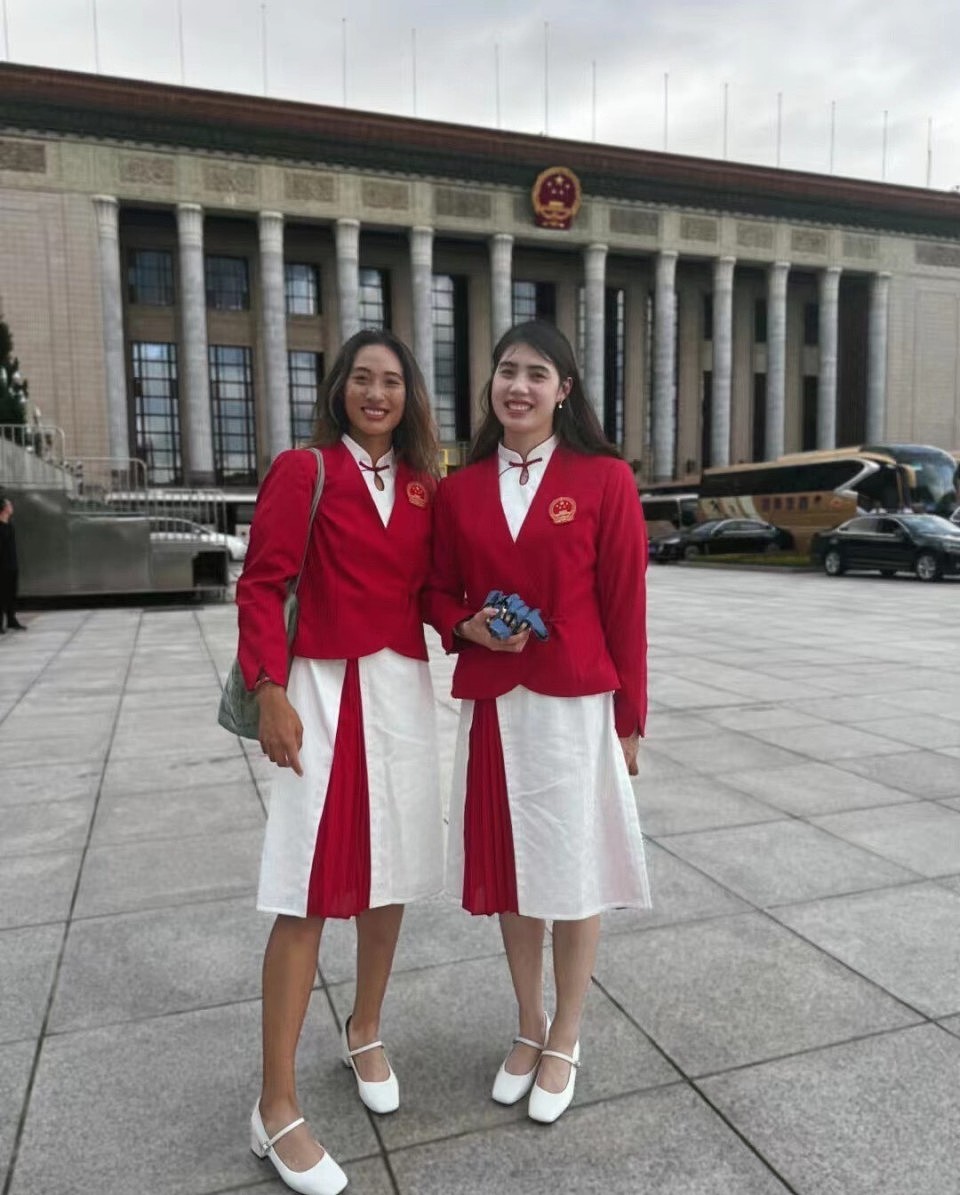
top-left (0, 497), bottom-right (25, 632)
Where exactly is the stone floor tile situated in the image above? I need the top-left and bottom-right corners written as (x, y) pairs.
top-left (389, 1085), bottom-right (791, 1195)
top-left (0, 924), bottom-right (63, 1044)
top-left (0, 798), bottom-right (94, 857)
top-left (864, 714), bottom-right (960, 750)
top-left (940, 1015), bottom-right (960, 1038)
top-left (703, 704), bottom-right (828, 732)
top-left (318, 894), bottom-right (504, 986)
top-left (811, 801), bottom-right (960, 877)
top-left (652, 730), bottom-right (804, 774)
top-left (772, 882), bottom-right (960, 1019)
top-left (0, 852), bottom-right (81, 930)
top-left (595, 913), bottom-right (919, 1076)
top-left (49, 899), bottom-right (271, 1033)
top-left (0, 1041), bottom-right (35, 1179)
top-left (8, 1001), bottom-right (378, 1195)
top-left (660, 819), bottom-right (916, 907)
top-left (0, 733), bottom-right (110, 768)
top-left (643, 710), bottom-right (719, 740)
top-left (740, 722), bottom-right (909, 761)
top-left (635, 775), bottom-right (782, 837)
top-left (74, 829), bottom-right (262, 918)
top-left (0, 760), bottom-right (103, 808)
top-left (326, 953), bottom-right (678, 1151)
top-left (602, 840), bottom-right (750, 934)
top-left (720, 760), bottom-right (918, 817)
top-left (700, 1025), bottom-right (960, 1195)
top-left (89, 782), bottom-right (263, 847)
top-left (100, 750), bottom-right (250, 797)
top-left (835, 749), bottom-right (960, 799)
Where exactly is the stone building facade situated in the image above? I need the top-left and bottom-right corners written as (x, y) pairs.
top-left (1, 63), bottom-right (959, 488)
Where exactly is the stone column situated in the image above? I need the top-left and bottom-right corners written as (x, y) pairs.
top-left (817, 265), bottom-right (841, 449)
top-left (489, 233), bottom-right (514, 345)
top-left (259, 211), bottom-right (290, 460)
top-left (335, 218), bottom-right (360, 342)
top-left (176, 202), bottom-right (215, 485)
top-left (92, 196), bottom-right (129, 462)
top-left (765, 260), bottom-right (790, 460)
top-left (866, 272), bottom-right (891, 442)
top-left (410, 226), bottom-right (435, 396)
top-left (583, 243), bottom-right (607, 422)
top-left (652, 250), bottom-right (678, 481)
top-left (711, 255), bottom-right (735, 467)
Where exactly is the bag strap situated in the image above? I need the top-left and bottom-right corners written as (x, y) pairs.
top-left (289, 447), bottom-right (325, 599)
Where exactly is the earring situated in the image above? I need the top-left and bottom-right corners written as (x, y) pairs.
top-left (558, 401), bottom-right (565, 411)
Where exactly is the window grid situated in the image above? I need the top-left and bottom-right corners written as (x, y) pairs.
top-left (132, 342), bottom-right (181, 484)
top-left (359, 268), bottom-right (389, 329)
top-left (128, 250), bottom-right (174, 307)
top-left (432, 276), bottom-right (458, 443)
top-left (285, 263), bottom-right (320, 316)
top-left (205, 256), bottom-right (250, 311)
top-left (288, 350), bottom-right (324, 446)
top-left (209, 345), bottom-right (257, 485)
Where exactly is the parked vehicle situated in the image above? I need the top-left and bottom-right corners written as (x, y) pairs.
top-left (812, 514), bottom-right (960, 581)
top-left (149, 517), bottom-right (247, 561)
top-left (650, 518), bottom-right (793, 562)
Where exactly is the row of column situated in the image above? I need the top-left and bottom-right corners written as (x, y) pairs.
top-left (94, 194), bottom-right (892, 486)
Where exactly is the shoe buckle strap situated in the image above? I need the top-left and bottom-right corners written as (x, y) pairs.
top-left (540, 1049), bottom-right (580, 1068)
top-left (348, 1039), bottom-right (384, 1058)
top-left (263, 1115), bottom-right (306, 1152)
top-left (512, 1035), bottom-right (546, 1050)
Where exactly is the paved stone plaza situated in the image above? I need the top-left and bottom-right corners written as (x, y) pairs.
top-left (2, 566), bottom-right (960, 1195)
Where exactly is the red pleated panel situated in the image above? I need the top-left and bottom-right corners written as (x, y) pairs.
top-left (306, 659), bottom-right (372, 918)
top-left (462, 698), bottom-right (519, 916)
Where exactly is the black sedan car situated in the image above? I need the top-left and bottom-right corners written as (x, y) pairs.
top-left (813, 514), bottom-right (960, 581)
top-left (650, 518), bottom-right (793, 562)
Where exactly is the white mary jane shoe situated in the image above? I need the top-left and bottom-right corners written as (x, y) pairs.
top-left (491, 1014), bottom-right (551, 1105)
top-left (527, 1041), bottom-right (581, 1124)
top-left (341, 1016), bottom-right (400, 1114)
top-left (249, 1102), bottom-right (348, 1195)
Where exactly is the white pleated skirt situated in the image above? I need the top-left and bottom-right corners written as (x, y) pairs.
top-left (257, 648), bottom-right (445, 918)
top-left (448, 687), bottom-right (651, 920)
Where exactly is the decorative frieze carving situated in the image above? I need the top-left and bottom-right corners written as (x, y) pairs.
top-left (791, 228), bottom-right (828, 254)
top-left (361, 179), bottom-right (409, 210)
top-left (435, 187), bottom-right (492, 220)
top-left (915, 242), bottom-right (960, 269)
top-left (203, 163), bottom-right (257, 195)
top-left (736, 222), bottom-right (775, 250)
top-left (119, 155), bottom-right (174, 186)
top-left (608, 207), bottom-right (659, 237)
top-left (842, 234), bottom-right (879, 260)
top-left (284, 171), bottom-right (336, 203)
top-left (0, 139), bottom-right (46, 173)
top-left (680, 215), bottom-right (718, 242)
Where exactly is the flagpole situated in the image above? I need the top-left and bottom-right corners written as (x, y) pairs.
top-left (2, 0), bottom-right (9, 60)
top-left (926, 117), bottom-right (933, 187)
top-left (829, 99), bottom-right (836, 173)
top-left (543, 21), bottom-right (549, 135)
top-left (411, 28), bottom-right (417, 116)
top-left (92, 0), bottom-right (101, 73)
top-left (722, 81), bottom-right (728, 159)
top-left (177, 0), bottom-right (185, 84)
top-left (260, 3), bottom-right (268, 97)
top-left (663, 72), bottom-right (669, 151)
top-left (776, 91), bottom-right (782, 167)
top-left (341, 17), bottom-right (347, 107)
top-left (591, 60), bottom-right (597, 141)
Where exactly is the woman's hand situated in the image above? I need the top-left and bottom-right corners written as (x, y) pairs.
top-left (456, 606), bottom-right (530, 653)
top-left (257, 685), bottom-right (304, 776)
top-left (619, 731), bottom-right (640, 776)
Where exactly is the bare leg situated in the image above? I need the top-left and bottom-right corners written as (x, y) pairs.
top-left (537, 915), bottom-right (600, 1093)
top-left (498, 912), bottom-right (548, 1074)
top-left (347, 903), bottom-right (404, 1081)
top-left (259, 914), bottom-right (326, 1171)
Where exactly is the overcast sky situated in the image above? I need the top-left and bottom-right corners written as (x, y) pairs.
top-left (3, 0), bottom-right (959, 191)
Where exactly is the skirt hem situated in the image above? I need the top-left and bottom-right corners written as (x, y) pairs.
top-left (257, 884), bottom-right (445, 920)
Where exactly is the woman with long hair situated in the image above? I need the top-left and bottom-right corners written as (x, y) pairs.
top-left (425, 320), bottom-right (650, 1125)
top-left (236, 329), bottom-right (443, 1194)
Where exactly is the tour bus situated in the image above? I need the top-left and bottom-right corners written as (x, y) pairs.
top-left (698, 443), bottom-right (958, 553)
top-left (639, 492), bottom-right (699, 538)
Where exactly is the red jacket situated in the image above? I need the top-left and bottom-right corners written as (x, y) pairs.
top-left (237, 443), bottom-right (434, 689)
top-left (423, 446), bottom-right (648, 737)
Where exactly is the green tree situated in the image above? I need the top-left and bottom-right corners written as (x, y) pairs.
top-left (0, 320), bottom-right (29, 425)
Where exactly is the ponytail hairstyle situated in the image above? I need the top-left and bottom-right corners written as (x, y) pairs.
top-left (468, 320), bottom-right (620, 464)
top-left (310, 328), bottom-right (440, 477)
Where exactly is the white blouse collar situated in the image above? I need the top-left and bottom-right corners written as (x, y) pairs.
top-left (497, 435), bottom-right (558, 467)
top-left (342, 434), bottom-right (396, 470)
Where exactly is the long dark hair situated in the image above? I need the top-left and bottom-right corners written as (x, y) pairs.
top-left (469, 321), bottom-right (620, 464)
top-left (310, 329), bottom-right (440, 477)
